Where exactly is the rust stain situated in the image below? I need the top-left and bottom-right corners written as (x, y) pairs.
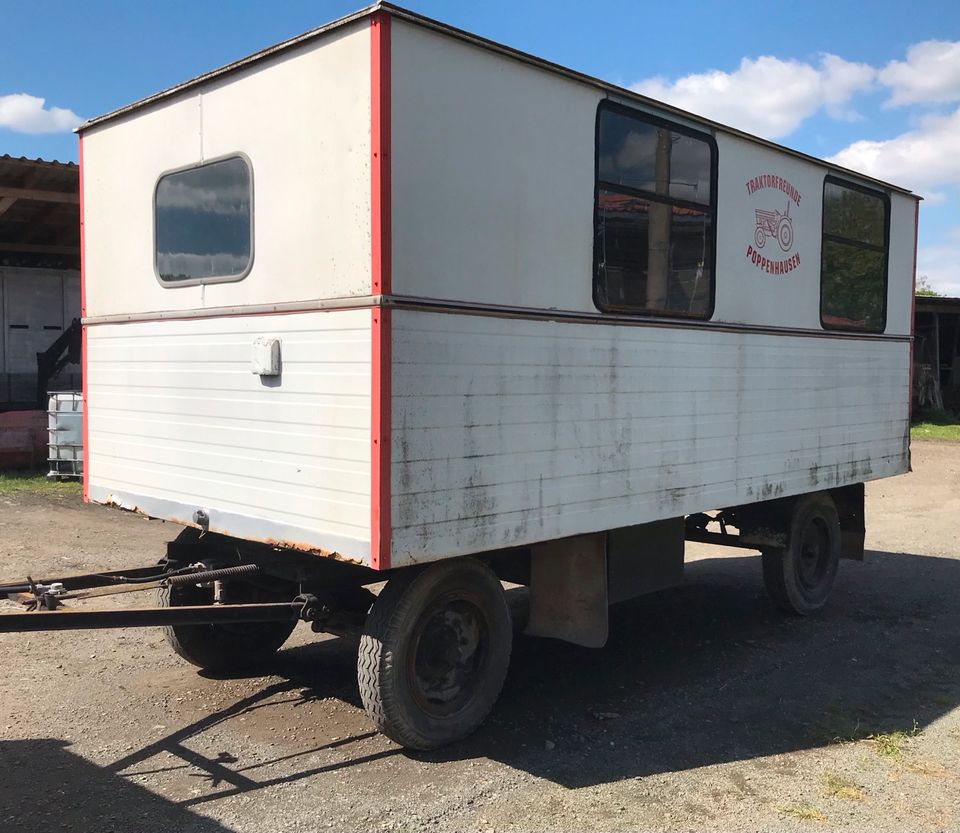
top-left (99, 495), bottom-right (365, 566)
top-left (260, 537), bottom-right (365, 565)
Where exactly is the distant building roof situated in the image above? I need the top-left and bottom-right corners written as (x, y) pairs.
top-left (915, 295), bottom-right (960, 315)
top-left (0, 154), bottom-right (79, 271)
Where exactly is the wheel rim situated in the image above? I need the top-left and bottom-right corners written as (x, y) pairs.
top-left (778, 221), bottom-right (793, 250)
top-left (409, 594), bottom-right (488, 718)
top-left (796, 517), bottom-right (831, 591)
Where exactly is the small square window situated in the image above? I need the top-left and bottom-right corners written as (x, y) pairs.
top-left (155, 155), bottom-right (253, 285)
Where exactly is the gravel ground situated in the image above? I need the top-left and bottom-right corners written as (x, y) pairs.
top-left (1, 441), bottom-right (959, 832)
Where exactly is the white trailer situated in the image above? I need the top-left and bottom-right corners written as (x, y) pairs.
top-left (4, 3), bottom-right (918, 749)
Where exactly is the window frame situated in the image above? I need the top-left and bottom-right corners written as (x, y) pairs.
top-left (153, 152), bottom-right (255, 288)
top-left (592, 100), bottom-right (719, 320)
top-left (819, 174), bottom-right (890, 334)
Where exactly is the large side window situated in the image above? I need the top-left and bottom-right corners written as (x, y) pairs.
top-left (155, 155), bottom-right (253, 285)
top-left (594, 102), bottom-right (716, 318)
top-left (820, 177), bottom-right (889, 332)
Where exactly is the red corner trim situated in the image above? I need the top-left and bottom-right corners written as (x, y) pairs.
top-left (79, 135), bottom-right (90, 502)
top-left (370, 11), bottom-right (392, 569)
top-left (908, 199), bottom-right (919, 424)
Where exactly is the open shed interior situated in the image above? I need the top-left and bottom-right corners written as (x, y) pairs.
top-left (0, 155), bottom-right (81, 409)
top-left (914, 295), bottom-right (960, 414)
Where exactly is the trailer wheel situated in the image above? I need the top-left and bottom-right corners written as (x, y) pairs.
top-left (762, 493), bottom-right (841, 615)
top-left (358, 558), bottom-right (512, 750)
top-left (158, 578), bottom-right (297, 672)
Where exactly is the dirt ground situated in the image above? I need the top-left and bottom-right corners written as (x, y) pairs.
top-left (1, 441), bottom-right (959, 833)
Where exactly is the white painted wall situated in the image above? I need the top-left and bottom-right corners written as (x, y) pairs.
top-left (390, 19), bottom-right (598, 312)
top-left (82, 20), bottom-right (371, 319)
top-left (389, 309), bottom-right (911, 566)
top-left (86, 309), bottom-right (372, 562)
top-left (390, 21), bottom-right (915, 336)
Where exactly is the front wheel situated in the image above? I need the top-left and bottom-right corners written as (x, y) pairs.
top-left (159, 575), bottom-right (297, 672)
top-left (358, 558), bottom-right (512, 750)
top-left (762, 493), bottom-right (841, 615)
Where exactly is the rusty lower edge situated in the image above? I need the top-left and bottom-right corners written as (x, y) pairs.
top-left (87, 485), bottom-right (370, 567)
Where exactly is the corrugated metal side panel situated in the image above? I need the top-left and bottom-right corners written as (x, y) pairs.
top-left (87, 309), bottom-right (372, 562)
top-left (390, 310), bottom-right (910, 566)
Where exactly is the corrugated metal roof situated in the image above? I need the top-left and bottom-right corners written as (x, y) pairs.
top-left (0, 155), bottom-right (80, 270)
top-left (77, 1), bottom-right (917, 198)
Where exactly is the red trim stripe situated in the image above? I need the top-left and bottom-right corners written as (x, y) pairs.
top-left (908, 199), bottom-right (919, 424)
top-left (79, 135), bottom-right (90, 503)
top-left (370, 11), bottom-right (392, 569)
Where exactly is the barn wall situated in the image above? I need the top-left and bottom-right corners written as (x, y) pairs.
top-left (0, 266), bottom-right (81, 404)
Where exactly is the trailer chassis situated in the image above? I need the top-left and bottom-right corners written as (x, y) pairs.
top-left (0, 560), bottom-right (361, 635)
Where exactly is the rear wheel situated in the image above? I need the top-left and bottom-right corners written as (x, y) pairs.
top-left (358, 558), bottom-right (512, 750)
top-left (159, 574), bottom-right (297, 672)
top-left (762, 493), bottom-right (841, 615)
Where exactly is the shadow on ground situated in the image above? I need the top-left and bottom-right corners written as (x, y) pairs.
top-left (8, 548), bottom-right (959, 819)
top-left (1, 738), bottom-right (235, 832)
top-left (455, 548), bottom-right (960, 787)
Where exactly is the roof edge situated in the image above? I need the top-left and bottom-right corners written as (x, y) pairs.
top-left (76, 2), bottom-right (383, 133)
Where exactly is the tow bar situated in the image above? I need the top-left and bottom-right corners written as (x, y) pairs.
top-left (0, 563), bottom-right (313, 633)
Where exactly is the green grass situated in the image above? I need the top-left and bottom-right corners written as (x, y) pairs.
top-left (0, 470), bottom-right (81, 497)
top-left (912, 410), bottom-right (960, 441)
top-left (912, 422), bottom-right (960, 441)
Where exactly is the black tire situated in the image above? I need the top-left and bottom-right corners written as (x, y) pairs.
top-left (358, 558), bottom-right (512, 750)
top-left (158, 578), bottom-right (297, 672)
top-left (762, 492), bottom-right (841, 615)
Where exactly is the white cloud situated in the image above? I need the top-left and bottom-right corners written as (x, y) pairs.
top-left (0, 93), bottom-right (83, 134)
top-left (918, 228), bottom-right (960, 297)
top-left (827, 107), bottom-right (960, 192)
top-left (879, 41), bottom-right (960, 107)
top-left (631, 54), bottom-right (875, 139)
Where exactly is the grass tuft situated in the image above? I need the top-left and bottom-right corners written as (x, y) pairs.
top-left (777, 803), bottom-right (827, 822)
top-left (867, 722), bottom-right (920, 760)
top-left (821, 771), bottom-right (865, 801)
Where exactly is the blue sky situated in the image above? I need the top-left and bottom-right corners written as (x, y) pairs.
top-left (3, 0), bottom-right (959, 293)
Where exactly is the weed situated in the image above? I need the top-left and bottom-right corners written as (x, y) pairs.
top-left (777, 803), bottom-right (826, 822)
top-left (908, 760), bottom-right (950, 778)
top-left (820, 771), bottom-right (865, 801)
top-left (815, 713), bottom-right (871, 745)
top-left (867, 722), bottom-right (920, 760)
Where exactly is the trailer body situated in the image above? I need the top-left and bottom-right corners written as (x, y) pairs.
top-left (78, 4), bottom-right (917, 574)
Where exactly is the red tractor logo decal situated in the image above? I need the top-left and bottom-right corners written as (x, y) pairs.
top-left (754, 202), bottom-right (794, 252)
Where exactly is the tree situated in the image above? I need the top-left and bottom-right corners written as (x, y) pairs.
top-left (916, 274), bottom-right (941, 297)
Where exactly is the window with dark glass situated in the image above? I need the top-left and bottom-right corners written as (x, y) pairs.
top-left (594, 103), bottom-right (716, 317)
top-left (820, 177), bottom-right (889, 332)
top-left (155, 155), bottom-right (252, 284)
